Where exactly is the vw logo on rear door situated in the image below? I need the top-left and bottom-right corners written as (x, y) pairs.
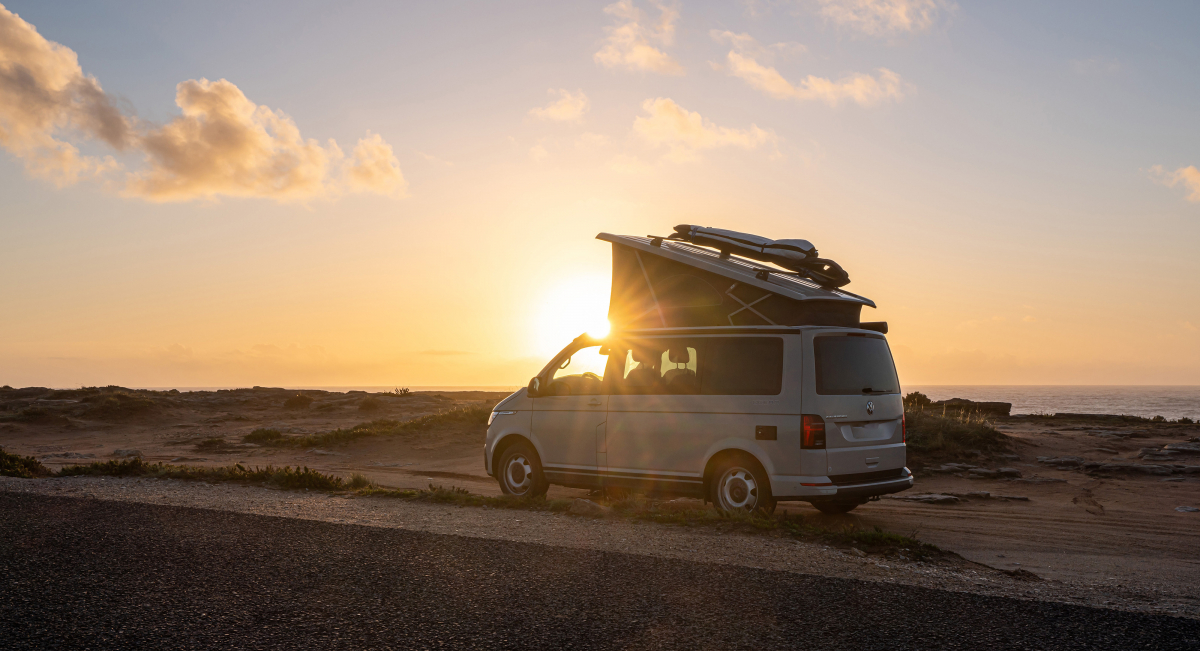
top-left (866, 401), bottom-right (875, 415)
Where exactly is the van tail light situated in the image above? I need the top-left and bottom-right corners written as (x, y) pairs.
top-left (802, 415), bottom-right (826, 449)
top-left (901, 415), bottom-right (907, 444)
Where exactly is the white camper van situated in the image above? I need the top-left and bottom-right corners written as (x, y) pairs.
top-left (484, 228), bottom-right (913, 513)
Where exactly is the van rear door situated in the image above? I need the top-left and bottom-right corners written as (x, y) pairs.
top-left (803, 331), bottom-right (906, 482)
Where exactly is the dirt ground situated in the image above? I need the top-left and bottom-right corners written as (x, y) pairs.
top-left (3, 386), bottom-right (1199, 614)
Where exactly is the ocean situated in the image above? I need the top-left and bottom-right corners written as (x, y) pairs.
top-left (905, 385), bottom-right (1200, 421)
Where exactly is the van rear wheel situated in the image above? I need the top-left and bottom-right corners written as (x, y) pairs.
top-left (710, 457), bottom-right (775, 515)
top-left (497, 441), bottom-right (548, 498)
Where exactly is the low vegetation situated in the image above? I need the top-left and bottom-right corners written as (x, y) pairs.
top-left (283, 394), bottom-right (314, 410)
top-left (82, 391), bottom-right (158, 419)
top-left (55, 458), bottom-right (345, 490)
top-left (358, 397), bottom-right (383, 413)
top-left (903, 392), bottom-right (1011, 467)
top-left (1, 447), bottom-right (54, 478)
top-left (241, 404), bottom-right (491, 449)
top-left (193, 437), bottom-right (234, 453)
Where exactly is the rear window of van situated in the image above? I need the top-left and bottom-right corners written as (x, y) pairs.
top-left (814, 335), bottom-right (899, 395)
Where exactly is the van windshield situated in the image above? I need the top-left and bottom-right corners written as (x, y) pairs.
top-left (814, 336), bottom-right (899, 395)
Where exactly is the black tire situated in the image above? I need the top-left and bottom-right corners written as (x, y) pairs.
top-left (709, 454), bottom-right (775, 514)
top-left (496, 440), bottom-right (548, 498)
top-left (812, 499), bottom-right (860, 515)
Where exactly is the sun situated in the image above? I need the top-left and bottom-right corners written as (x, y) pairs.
top-left (532, 274), bottom-right (611, 357)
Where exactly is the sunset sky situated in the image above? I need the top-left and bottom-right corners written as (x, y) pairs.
top-left (2, 0), bottom-right (1198, 388)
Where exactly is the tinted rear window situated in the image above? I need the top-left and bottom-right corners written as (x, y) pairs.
top-left (701, 338), bottom-right (784, 396)
top-left (814, 336), bottom-right (899, 395)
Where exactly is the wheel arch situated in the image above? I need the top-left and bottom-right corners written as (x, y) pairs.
top-left (490, 432), bottom-right (543, 476)
top-left (701, 444), bottom-right (773, 503)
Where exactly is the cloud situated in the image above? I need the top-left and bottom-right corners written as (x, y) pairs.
top-left (721, 47), bottom-right (904, 106)
top-left (711, 30), bottom-right (806, 63)
top-left (633, 97), bottom-right (773, 162)
top-left (594, 1), bottom-right (684, 75)
top-left (529, 144), bottom-right (550, 162)
top-left (529, 89), bottom-right (589, 122)
top-left (0, 4), bottom-right (404, 202)
top-left (814, 0), bottom-right (949, 35)
top-left (0, 3), bottom-right (129, 186)
top-left (576, 132), bottom-right (610, 151)
top-left (1150, 165), bottom-right (1200, 203)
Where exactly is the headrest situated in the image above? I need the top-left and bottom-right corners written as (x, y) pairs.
top-left (631, 348), bottom-right (659, 365)
top-left (668, 346), bottom-right (690, 364)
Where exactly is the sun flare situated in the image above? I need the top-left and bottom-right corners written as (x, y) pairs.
top-left (532, 275), bottom-right (611, 357)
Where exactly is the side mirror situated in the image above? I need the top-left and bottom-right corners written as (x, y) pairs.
top-left (527, 377), bottom-right (540, 397)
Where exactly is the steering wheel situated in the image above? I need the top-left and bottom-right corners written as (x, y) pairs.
top-left (582, 372), bottom-right (601, 381)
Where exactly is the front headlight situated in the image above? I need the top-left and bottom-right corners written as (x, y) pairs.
top-left (488, 410), bottom-right (515, 426)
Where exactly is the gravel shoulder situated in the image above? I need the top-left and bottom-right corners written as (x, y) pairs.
top-left (4, 491), bottom-right (1199, 650)
top-left (3, 474), bottom-right (1197, 619)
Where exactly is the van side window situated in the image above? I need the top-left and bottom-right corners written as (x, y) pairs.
top-left (701, 338), bottom-right (783, 396)
top-left (546, 345), bottom-right (608, 396)
top-left (814, 335), bottom-right (899, 395)
top-left (613, 337), bottom-right (782, 396)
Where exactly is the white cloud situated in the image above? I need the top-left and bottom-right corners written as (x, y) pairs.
top-left (710, 30), bottom-right (806, 63)
top-left (529, 89), bottom-right (590, 122)
top-left (723, 49), bottom-right (904, 106)
top-left (594, 1), bottom-right (684, 75)
top-left (576, 132), bottom-right (611, 151)
top-left (814, 0), bottom-right (949, 35)
top-left (0, 4), bottom-right (405, 202)
top-left (1150, 165), bottom-right (1200, 203)
top-left (633, 97), bottom-right (774, 162)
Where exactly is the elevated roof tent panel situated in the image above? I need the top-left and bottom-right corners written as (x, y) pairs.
top-left (598, 233), bottom-right (875, 331)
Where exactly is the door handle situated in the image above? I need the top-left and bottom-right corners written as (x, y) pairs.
top-left (588, 398), bottom-right (602, 407)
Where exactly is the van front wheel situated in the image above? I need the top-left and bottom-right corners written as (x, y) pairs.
top-left (711, 457), bottom-right (775, 515)
top-left (497, 441), bottom-right (548, 498)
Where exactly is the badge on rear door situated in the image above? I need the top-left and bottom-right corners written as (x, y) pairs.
top-left (866, 401), bottom-right (875, 415)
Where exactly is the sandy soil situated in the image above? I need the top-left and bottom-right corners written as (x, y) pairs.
top-left (3, 387), bottom-right (1199, 616)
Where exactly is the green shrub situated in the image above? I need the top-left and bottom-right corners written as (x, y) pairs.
top-left (1180, 417), bottom-right (1195, 424)
top-left (0, 447), bottom-right (54, 478)
top-left (903, 391), bottom-right (932, 411)
top-left (284, 394), bottom-right (314, 410)
top-left (347, 473), bottom-right (372, 489)
top-left (1151, 415), bottom-right (1167, 423)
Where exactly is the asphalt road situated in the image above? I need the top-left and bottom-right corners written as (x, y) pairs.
top-left (1, 493), bottom-right (1197, 650)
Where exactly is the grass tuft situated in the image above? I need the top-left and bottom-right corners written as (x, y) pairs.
top-left (83, 391), bottom-right (157, 419)
top-left (56, 458), bottom-right (345, 490)
top-left (347, 473), bottom-right (372, 490)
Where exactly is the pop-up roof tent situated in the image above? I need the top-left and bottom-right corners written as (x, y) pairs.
top-left (600, 225), bottom-right (877, 332)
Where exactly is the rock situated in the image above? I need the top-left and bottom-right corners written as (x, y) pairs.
top-left (1086, 462), bottom-right (1173, 476)
top-left (1161, 477), bottom-right (1185, 482)
top-left (996, 495), bottom-right (1030, 501)
top-left (1165, 442), bottom-right (1200, 454)
top-left (1176, 506), bottom-right (1200, 513)
top-left (996, 467), bottom-right (1023, 478)
top-left (1179, 466), bottom-right (1200, 474)
top-left (997, 453), bottom-right (1020, 461)
top-left (1010, 477), bottom-right (1067, 484)
top-left (891, 493), bottom-right (962, 505)
top-left (112, 449), bottom-right (142, 458)
top-left (967, 468), bottom-right (998, 479)
top-left (568, 499), bottom-right (612, 517)
top-left (1089, 447), bottom-right (1118, 454)
top-left (847, 547), bottom-right (867, 557)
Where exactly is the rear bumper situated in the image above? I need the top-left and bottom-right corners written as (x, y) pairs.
top-left (773, 468), bottom-right (913, 501)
